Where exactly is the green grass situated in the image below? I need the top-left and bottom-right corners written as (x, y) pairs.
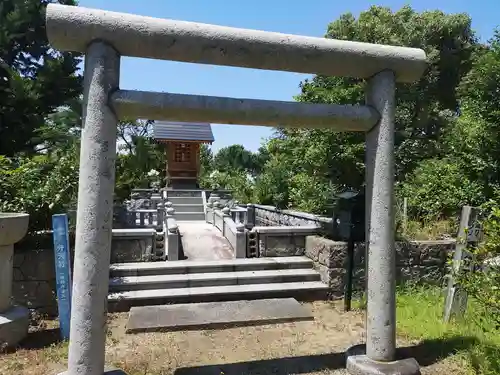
top-left (398, 218), bottom-right (457, 240)
top-left (396, 285), bottom-right (500, 375)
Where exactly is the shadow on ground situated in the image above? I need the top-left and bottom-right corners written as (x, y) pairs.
top-left (398, 335), bottom-right (478, 366)
top-left (19, 328), bottom-right (62, 350)
top-left (174, 335), bottom-right (478, 375)
top-left (175, 352), bottom-right (345, 375)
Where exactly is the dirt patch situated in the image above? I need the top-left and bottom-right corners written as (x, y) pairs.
top-left (0, 301), bottom-right (463, 375)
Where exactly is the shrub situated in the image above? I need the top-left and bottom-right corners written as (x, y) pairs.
top-left (458, 200), bottom-right (500, 329)
top-left (400, 158), bottom-right (484, 218)
top-left (0, 151), bottom-right (79, 232)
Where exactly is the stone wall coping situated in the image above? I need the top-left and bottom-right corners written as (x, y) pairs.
top-left (165, 188), bottom-right (203, 192)
top-left (252, 225), bottom-right (319, 234)
top-left (306, 235), bottom-right (457, 246)
top-left (112, 228), bottom-right (156, 238)
top-left (46, 4), bottom-right (426, 83)
top-left (230, 207), bottom-right (247, 212)
top-left (405, 239), bottom-right (456, 245)
top-left (253, 204), bottom-right (333, 223)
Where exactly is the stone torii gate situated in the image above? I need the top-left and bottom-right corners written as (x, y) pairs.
top-left (46, 4), bottom-right (426, 375)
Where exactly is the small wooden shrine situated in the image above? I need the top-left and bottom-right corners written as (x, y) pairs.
top-left (153, 121), bottom-right (214, 188)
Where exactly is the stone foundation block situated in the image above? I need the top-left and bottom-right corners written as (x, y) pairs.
top-left (347, 355), bottom-right (420, 375)
top-left (58, 367), bottom-right (128, 375)
top-left (0, 305), bottom-right (30, 350)
top-left (317, 241), bottom-right (348, 268)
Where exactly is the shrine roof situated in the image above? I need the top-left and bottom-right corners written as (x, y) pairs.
top-left (153, 121), bottom-right (214, 143)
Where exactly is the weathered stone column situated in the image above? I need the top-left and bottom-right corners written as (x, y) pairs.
top-left (366, 70), bottom-right (397, 361)
top-left (347, 70), bottom-right (420, 375)
top-left (67, 41), bottom-right (120, 375)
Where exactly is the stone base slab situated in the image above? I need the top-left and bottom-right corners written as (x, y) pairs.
top-left (126, 298), bottom-right (314, 333)
top-left (0, 305), bottom-right (30, 350)
top-left (346, 355), bottom-right (420, 375)
top-left (58, 367), bottom-right (128, 375)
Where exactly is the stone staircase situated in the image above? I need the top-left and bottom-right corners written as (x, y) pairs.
top-left (166, 189), bottom-right (205, 221)
top-left (108, 256), bottom-right (328, 311)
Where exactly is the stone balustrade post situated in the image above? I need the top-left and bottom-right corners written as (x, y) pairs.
top-left (206, 201), bottom-right (213, 223)
top-left (212, 201), bottom-right (221, 224)
top-left (166, 207), bottom-right (175, 218)
top-left (235, 222), bottom-right (247, 258)
top-left (246, 203), bottom-right (256, 229)
top-left (157, 202), bottom-right (165, 228)
top-left (150, 193), bottom-right (161, 209)
top-left (221, 207), bottom-right (230, 236)
top-left (167, 219), bottom-right (180, 261)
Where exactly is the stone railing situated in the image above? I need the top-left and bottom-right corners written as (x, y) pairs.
top-left (222, 210), bottom-right (246, 258)
top-left (230, 207), bottom-right (247, 225)
top-left (214, 208), bottom-right (225, 232)
top-left (129, 209), bottom-right (158, 228)
top-left (252, 204), bottom-right (333, 233)
top-left (114, 191), bottom-right (165, 229)
top-left (251, 225), bottom-right (320, 257)
top-left (205, 201), bottom-right (246, 258)
top-left (304, 236), bottom-right (456, 297)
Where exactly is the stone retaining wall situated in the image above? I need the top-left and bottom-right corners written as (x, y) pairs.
top-left (305, 236), bottom-right (455, 297)
top-left (12, 233), bottom-right (153, 316)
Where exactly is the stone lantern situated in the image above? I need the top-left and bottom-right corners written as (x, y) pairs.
top-left (0, 213), bottom-right (30, 349)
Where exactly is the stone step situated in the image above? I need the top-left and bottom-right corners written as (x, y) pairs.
top-left (172, 204), bottom-right (204, 213)
top-left (174, 212), bottom-right (205, 221)
top-left (109, 268), bottom-right (321, 291)
top-left (167, 196), bottom-right (204, 205)
top-left (108, 282), bottom-right (329, 311)
top-left (110, 256), bottom-right (314, 277)
top-left (125, 298), bottom-right (314, 333)
top-left (166, 190), bottom-right (202, 198)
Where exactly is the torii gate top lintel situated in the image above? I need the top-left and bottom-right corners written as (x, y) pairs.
top-left (46, 4), bottom-right (426, 83)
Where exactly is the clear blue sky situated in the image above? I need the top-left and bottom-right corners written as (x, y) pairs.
top-left (79, 0), bottom-right (499, 153)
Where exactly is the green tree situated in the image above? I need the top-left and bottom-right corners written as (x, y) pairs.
top-left (115, 120), bottom-right (166, 200)
top-left (0, 0), bottom-right (81, 156)
top-left (456, 30), bottom-right (500, 195)
top-left (259, 6), bottom-right (478, 213)
top-left (214, 144), bottom-right (258, 175)
top-left (199, 144), bottom-right (214, 178)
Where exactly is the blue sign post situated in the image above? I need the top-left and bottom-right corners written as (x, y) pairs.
top-left (52, 214), bottom-right (72, 340)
